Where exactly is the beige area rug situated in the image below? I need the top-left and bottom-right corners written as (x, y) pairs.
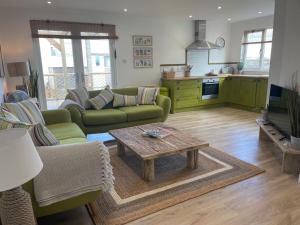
top-left (91, 146), bottom-right (264, 225)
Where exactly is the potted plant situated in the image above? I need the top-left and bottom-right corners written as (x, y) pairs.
top-left (287, 73), bottom-right (300, 150)
top-left (184, 65), bottom-right (193, 77)
top-left (237, 62), bottom-right (244, 74)
top-left (26, 60), bottom-right (39, 99)
top-left (261, 106), bottom-right (268, 122)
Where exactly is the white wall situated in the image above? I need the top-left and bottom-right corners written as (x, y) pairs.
top-left (188, 20), bottom-right (232, 75)
top-left (229, 15), bottom-right (274, 62)
top-left (0, 7), bottom-right (196, 92)
top-left (270, 0), bottom-right (300, 87)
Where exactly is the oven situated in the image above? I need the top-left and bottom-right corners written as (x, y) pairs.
top-left (202, 78), bottom-right (219, 100)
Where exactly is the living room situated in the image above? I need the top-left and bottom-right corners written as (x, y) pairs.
top-left (0, 0), bottom-right (300, 224)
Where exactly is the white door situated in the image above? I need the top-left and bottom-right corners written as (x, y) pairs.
top-left (37, 37), bottom-right (116, 109)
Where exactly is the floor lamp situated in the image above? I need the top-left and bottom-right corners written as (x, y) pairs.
top-left (0, 129), bottom-right (43, 225)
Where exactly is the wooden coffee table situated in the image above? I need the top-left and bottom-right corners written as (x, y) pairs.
top-left (109, 123), bottom-right (209, 181)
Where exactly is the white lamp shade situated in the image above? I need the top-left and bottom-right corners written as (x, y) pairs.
top-left (0, 129), bottom-right (43, 192)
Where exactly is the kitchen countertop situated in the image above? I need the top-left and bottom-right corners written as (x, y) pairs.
top-left (162, 74), bottom-right (269, 80)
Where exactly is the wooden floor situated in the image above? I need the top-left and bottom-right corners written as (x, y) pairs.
top-left (38, 107), bottom-right (300, 225)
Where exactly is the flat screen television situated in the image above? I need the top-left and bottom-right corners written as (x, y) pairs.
top-left (268, 84), bottom-right (292, 138)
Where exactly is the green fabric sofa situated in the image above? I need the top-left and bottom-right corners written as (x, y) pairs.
top-left (66, 87), bottom-right (171, 134)
top-left (23, 109), bottom-right (101, 218)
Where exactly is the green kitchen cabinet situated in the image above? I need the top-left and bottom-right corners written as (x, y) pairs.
top-left (161, 76), bottom-right (268, 113)
top-left (218, 78), bottom-right (227, 101)
top-left (239, 78), bottom-right (257, 107)
top-left (255, 78), bottom-right (268, 108)
top-left (162, 79), bottom-right (201, 113)
top-left (226, 77), bottom-right (241, 104)
top-left (226, 77), bottom-right (268, 109)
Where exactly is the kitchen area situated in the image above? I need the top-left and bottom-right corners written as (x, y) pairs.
top-left (161, 20), bottom-right (269, 113)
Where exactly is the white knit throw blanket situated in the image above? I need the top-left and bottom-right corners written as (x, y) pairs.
top-left (34, 141), bottom-right (114, 207)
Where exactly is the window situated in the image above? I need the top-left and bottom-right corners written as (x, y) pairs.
top-left (95, 56), bottom-right (101, 66)
top-left (50, 45), bottom-right (60, 57)
top-left (30, 20), bottom-right (118, 109)
top-left (104, 55), bottom-right (110, 67)
top-left (241, 28), bottom-right (273, 72)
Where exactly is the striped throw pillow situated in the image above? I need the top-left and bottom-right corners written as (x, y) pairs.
top-left (3, 99), bottom-right (45, 125)
top-left (0, 107), bottom-right (59, 146)
top-left (88, 86), bottom-right (114, 110)
top-left (0, 107), bottom-right (31, 129)
top-left (67, 87), bottom-right (90, 109)
top-left (30, 123), bottom-right (59, 146)
top-left (113, 93), bottom-right (138, 107)
top-left (138, 87), bottom-right (160, 105)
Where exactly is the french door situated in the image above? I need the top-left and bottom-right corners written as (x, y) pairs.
top-left (37, 38), bottom-right (116, 109)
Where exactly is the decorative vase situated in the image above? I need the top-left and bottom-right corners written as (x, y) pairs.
top-left (261, 110), bottom-right (268, 121)
top-left (291, 136), bottom-right (300, 150)
top-left (184, 71), bottom-right (190, 77)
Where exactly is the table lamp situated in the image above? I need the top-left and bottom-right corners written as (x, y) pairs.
top-left (0, 128), bottom-right (43, 225)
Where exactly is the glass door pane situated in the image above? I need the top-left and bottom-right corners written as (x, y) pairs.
top-left (39, 38), bottom-right (75, 109)
top-left (81, 39), bottom-right (112, 90)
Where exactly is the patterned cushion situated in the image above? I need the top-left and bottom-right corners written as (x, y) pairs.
top-left (0, 108), bottom-right (31, 129)
top-left (6, 90), bottom-right (30, 103)
top-left (137, 87), bottom-right (160, 105)
top-left (3, 99), bottom-right (45, 125)
top-left (113, 93), bottom-right (138, 107)
top-left (30, 123), bottom-right (59, 146)
top-left (0, 107), bottom-right (58, 146)
top-left (88, 86), bottom-right (114, 110)
top-left (67, 87), bottom-right (90, 109)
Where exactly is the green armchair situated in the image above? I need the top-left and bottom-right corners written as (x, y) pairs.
top-left (23, 109), bottom-right (101, 218)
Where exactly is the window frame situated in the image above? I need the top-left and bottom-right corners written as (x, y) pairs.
top-left (241, 28), bottom-right (273, 72)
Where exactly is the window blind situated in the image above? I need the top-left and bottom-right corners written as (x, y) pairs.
top-left (30, 20), bottom-right (118, 39)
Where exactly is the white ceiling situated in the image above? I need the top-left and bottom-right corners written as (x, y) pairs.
top-left (0, 0), bottom-right (275, 22)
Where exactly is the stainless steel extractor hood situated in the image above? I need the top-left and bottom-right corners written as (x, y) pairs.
top-left (186, 20), bottom-right (220, 50)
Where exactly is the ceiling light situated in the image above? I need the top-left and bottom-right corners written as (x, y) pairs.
top-left (189, 15), bottom-right (193, 19)
top-left (258, 11), bottom-right (262, 14)
top-left (47, 1), bottom-right (52, 4)
top-left (217, 6), bottom-right (222, 10)
top-left (123, 8), bottom-right (128, 12)
top-left (227, 18), bottom-right (232, 21)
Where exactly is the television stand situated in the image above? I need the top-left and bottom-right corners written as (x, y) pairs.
top-left (257, 118), bottom-right (300, 176)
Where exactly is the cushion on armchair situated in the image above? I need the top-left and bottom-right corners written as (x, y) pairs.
top-left (3, 99), bottom-right (45, 125)
top-left (1, 103), bottom-right (59, 146)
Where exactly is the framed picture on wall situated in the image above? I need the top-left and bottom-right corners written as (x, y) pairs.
top-left (132, 35), bottom-right (152, 46)
top-left (133, 47), bottom-right (153, 58)
top-left (134, 58), bottom-right (153, 68)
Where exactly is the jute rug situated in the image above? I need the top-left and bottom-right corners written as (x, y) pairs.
top-left (91, 146), bottom-right (264, 225)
